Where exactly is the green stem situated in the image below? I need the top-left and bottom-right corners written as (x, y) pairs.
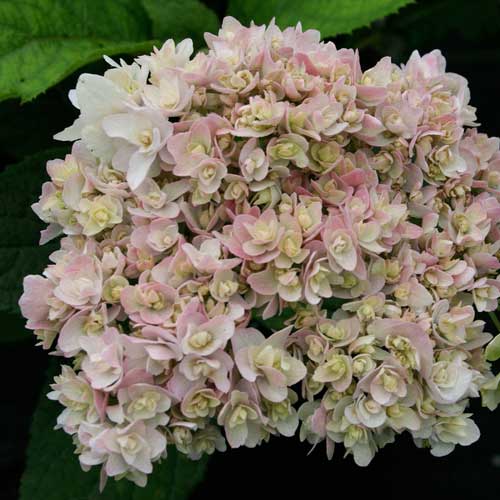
top-left (488, 311), bottom-right (500, 333)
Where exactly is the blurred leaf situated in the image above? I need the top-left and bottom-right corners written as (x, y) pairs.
top-left (251, 297), bottom-right (349, 334)
top-left (322, 297), bottom-right (349, 313)
top-left (253, 307), bottom-right (295, 333)
top-left (142, 0), bottom-right (220, 48)
top-left (228, 0), bottom-right (414, 37)
top-left (486, 333), bottom-right (500, 362)
top-left (0, 0), bottom-right (158, 103)
top-left (0, 148), bottom-right (67, 315)
top-left (20, 362), bottom-right (208, 500)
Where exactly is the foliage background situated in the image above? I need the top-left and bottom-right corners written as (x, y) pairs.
top-left (1, 1), bottom-right (499, 498)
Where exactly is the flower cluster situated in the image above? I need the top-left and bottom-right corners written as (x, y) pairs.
top-left (20, 17), bottom-right (500, 488)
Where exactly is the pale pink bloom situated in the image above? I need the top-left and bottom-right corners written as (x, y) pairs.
top-left (294, 197), bottom-right (324, 240)
top-left (103, 56), bottom-right (149, 99)
top-left (247, 264), bottom-right (302, 302)
top-left (123, 326), bottom-right (182, 375)
top-left (179, 200), bottom-right (221, 236)
top-left (471, 278), bottom-right (500, 312)
top-left (217, 387), bottom-right (266, 448)
top-left (356, 114), bottom-right (388, 147)
top-left (275, 213), bottom-right (309, 268)
top-left (264, 388), bottom-right (300, 437)
top-left (303, 251), bottom-right (341, 305)
top-left (327, 396), bottom-right (377, 466)
top-left (177, 299), bottom-right (235, 356)
top-left (461, 129), bottom-right (499, 171)
top-left (218, 208), bottom-right (283, 264)
top-left (77, 194), bottom-right (123, 237)
top-left (473, 155), bottom-right (500, 195)
top-left (53, 255), bottom-right (103, 308)
top-left (181, 425), bottom-right (227, 460)
top-left (367, 319), bottom-right (434, 377)
top-left (46, 153), bottom-right (81, 187)
top-left (100, 246), bottom-right (127, 279)
top-left (426, 353), bottom-right (474, 404)
top-left (167, 115), bottom-right (224, 173)
top-left (404, 49), bottom-right (446, 81)
top-left (98, 420), bottom-right (167, 484)
top-left (106, 383), bottom-right (171, 425)
top-left (19, 275), bottom-right (59, 330)
top-left (129, 178), bottom-right (184, 219)
top-left (151, 238), bottom-right (195, 288)
top-left (80, 327), bottom-right (124, 391)
top-left (392, 278), bottom-right (433, 310)
top-left (209, 269), bottom-right (240, 303)
top-left (239, 138), bottom-right (269, 181)
top-left (232, 326), bottom-right (306, 402)
top-left (313, 350), bottom-right (353, 391)
top-left (125, 244), bottom-right (156, 278)
top-left (77, 421), bottom-right (109, 472)
top-left (322, 217), bottom-right (365, 277)
top-left (178, 350), bottom-right (234, 393)
top-left (120, 280), bottom-right (177, 325)
top-left (376, 100), bottom-right (422, 139)
top-left (267, 133), bottom-right (309, 168)
top-left (102, 108), bottom-right (173, 189)
top-left (194, 157), bottom-right (227, 194)
top-left (19, 16), bottom-right (500, 475)
top-left (357, 361), bottom-right (408, 406)
top-left (205, 16), bottom-right (248, 49)
top-left (182, 237), bottom-right (241, 274)
top-left (446, 202), bottom-right (490, 247)
top-left (131, 218), bottom-right (179, 254)
top-left (180, 384), bottom-right (221, 419)
top-left (286, 94), bottom-right (344, 140)
top-left (356, 57), bottom-right (394, 106)
top-left (47, 365), bottom-right (98, 433)
top-left (344, 394), bottom-right (387, 429)
top-left (428, 415), bottom-right (480, 457)
top-left (431, 300), bottom-right (475, 346)
top-left (58, 304), bottom-right (119, 357)
top-left (233, 95), bottom-right (286, 137)
top-left (142, 70), bottom-right (193, 116)
top-left (317, 316), bottom-right (360, 347)
top-left (54, 73), bottom-right (132, 162)
top-left (138, 38), bottom-right (193, 81)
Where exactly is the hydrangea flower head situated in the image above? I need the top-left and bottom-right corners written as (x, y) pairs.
top-left (19, 16), bottom-right (500, 489)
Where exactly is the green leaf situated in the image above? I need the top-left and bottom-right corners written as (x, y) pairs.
top-left (141, 0), bottom-right (220, 49)
top-left (252, 307), bottom-right (295, 333)
top-left (322, 297), bottom-right (349, 313)
top-left (228, 0), bottom-right (414, 38)
top-left (20, 362), bottom-right (208, 500)
top-left (0, 0), bottom-right (158, 103)
top-left (251, 297), bottom-right (349, 334)
top-left (486, 333), bottom-right (500, 362)
top-left (0, 148), bottom-right (67, 315)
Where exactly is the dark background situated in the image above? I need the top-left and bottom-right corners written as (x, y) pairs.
top-left (2, 0), bottom-right (500, 498)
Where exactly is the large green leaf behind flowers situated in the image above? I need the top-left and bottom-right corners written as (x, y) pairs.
top-left (141, 0), bottom-right (220, 49)
top-left (229, 0), bottom-right (414, 37)
top-left (0, 0), bottom-right (158, 102)
top-left (0, 0), bottom-right (221, 103)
